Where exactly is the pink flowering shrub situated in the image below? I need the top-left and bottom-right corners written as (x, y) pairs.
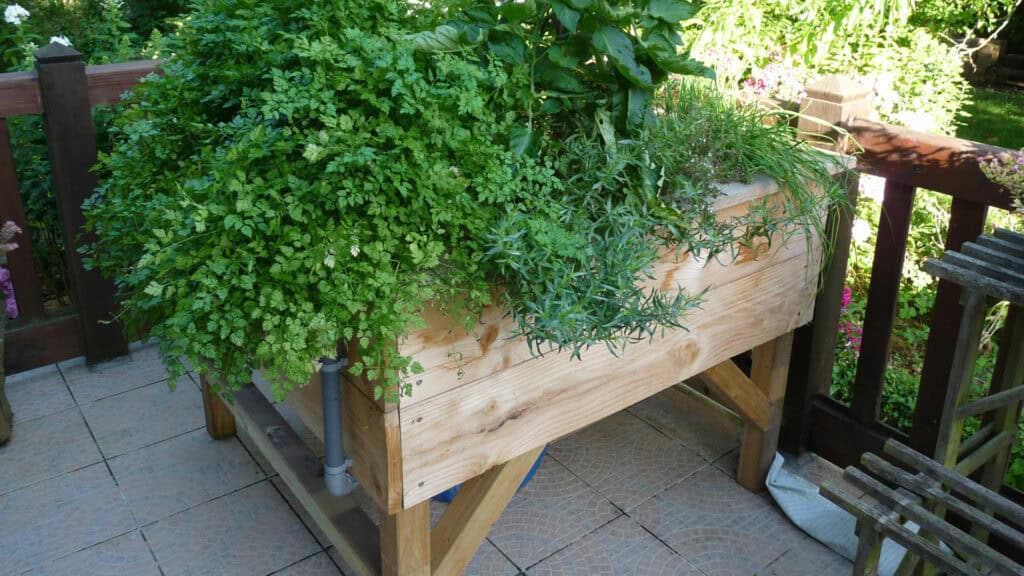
top-left (837, 286), bottom-right (862, 354)
top-left (0, 220), bottom-right (21, 320)
top-left (978, 149), bottom-right (1024, 213)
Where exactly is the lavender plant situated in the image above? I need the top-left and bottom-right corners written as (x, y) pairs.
top-left (979, 149), bottom-right (1024, 213)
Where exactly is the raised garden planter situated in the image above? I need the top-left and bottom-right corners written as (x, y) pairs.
top-left (203, 169), bottom-right (840, 575)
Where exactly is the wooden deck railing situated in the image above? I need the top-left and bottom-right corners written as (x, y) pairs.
top-left (0, 44), bottom-right (160, 373)
top-left (780, 76), bottom-right (1021, 499)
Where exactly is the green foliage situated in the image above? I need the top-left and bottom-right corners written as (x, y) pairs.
top-left (84, 0), bottom-right (839, 402)
top-left (688, 0), bottom-right (970, 134)
top-left (912, 0), bottom-right (1020, 40)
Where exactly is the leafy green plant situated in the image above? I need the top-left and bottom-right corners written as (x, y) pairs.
top-left (84, 0), bottom-right (841, 401)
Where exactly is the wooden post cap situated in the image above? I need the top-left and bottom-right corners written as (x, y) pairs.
top-left (34, 43), bottom-right (83, 65)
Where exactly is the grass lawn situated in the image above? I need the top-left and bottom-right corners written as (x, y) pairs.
top-left (957, 87), bottom-right (1024, 148)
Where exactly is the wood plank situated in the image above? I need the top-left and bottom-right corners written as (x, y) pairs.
top-left (380, 501), bottom-right (430, 576)
top-left (399, 185), bottom-right (816, 408)
top-left (845, 468), bottom-right (1022, 576)
top-left (861, 453), bottom-right (1024, 551)
top-left (956, 388), bottom-right (1024, 421)
top-left (283, 372), bottom-right (405, 513)
top-left (4, 312), bottom-right (84, 374)
top-left (84, 60), bottom-right (162, 107)
top-left (200, 374), bottom-right (236, 439)
top-left (431, 445), bottom-right (545, 575)
top-left (228, 384), bottom-right (381, 576)
top-left (398, 250), bottom-right (818, 506)
top-left (933, 290), bottom-right (987, 466)
top-left (847, 118), bottom-right (1013, 210)
top-left (0, 59), bottom-right (163, 117)
top-left (35, 44), bottom-right (128, 364)
top-left (807, 396), bottom-right (909, 469)
top-left (0, 70), bottom-right (41, 116)
top-left (737, 332), bottom-right (794, 490)
top-left (849, 180), bottom-right (916, 425)
top-left (782, 171), bottom-right (859, 453)
top-left (0, 119), bottom-right (44, 320)
top-left (696, 359), bottom-right (771, 431)
top-left (911, 199), bottom-right (988, 456)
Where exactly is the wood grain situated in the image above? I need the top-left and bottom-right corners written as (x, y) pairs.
top-left (0, 59), bottom-right (162, 117)
top-left (380, 501), bottom-right (430, 576)
top-left (398, 182), bottom-right (815, 408)
top-left (695, 360), bottom-right (770, 431)
top-left (398, 250), bottom-right (818, 506)
top-left (431, 446), bottom-right (545, 575)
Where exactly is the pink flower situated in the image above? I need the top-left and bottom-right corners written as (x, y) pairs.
top-left (0, 267), bottom-right (17, 320)
top-left (841, 286), bottom-right (852, 312)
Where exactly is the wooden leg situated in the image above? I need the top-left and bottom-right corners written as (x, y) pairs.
top-left (380, 500), bottom-right (430, 576)
top-left (201, 375), bottom-right (236, 439)
top-left (432, 446), bottom-right (545, 575)
top-left (852, 519), bottom-right (883, 576)
top-left (737, 332), bottom-right (794, 491)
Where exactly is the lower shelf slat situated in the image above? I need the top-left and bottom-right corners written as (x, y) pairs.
top-left (229, 384), bottom-right (381, 576)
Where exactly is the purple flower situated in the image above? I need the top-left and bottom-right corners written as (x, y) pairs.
top-left (0, 267), bottom-right (17, 320)
top-left (841, 286), bottom-right (852, 312)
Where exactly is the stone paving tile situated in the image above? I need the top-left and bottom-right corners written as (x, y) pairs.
top-left (4, 365), bottom-right (74, 423)
top-left (628, 387), bottom-right (742, 463)
top-left (81, 376), bottom-right (204, 457)
top-left (755, 534), bottom-right (852, 576)
top-left (144, 480), bottom-right (320, 576)
top-left (527, 515), bottom-right (702, 576)
top-left (631, 465), bottom-right (807, 575)
top-left (0, 407), bottom-right (102, 494)
top-left (60, 341), bottom-right (170, 403)
top-left (429, 500), bottom-right (525, 576)
top-left (28, 530), bottom-right (161, 576)
top-left (548, 411), bottom-right (705, 511)
top-left (0, 463), bottom-right (136, 575)
top-left (487, 455), bottom-right (620, 570)
top-left (713, 448), bottom-right (740, 478)
top-left (274, 552), bottom-right (343, 576)
top-left (109, 428), bottom-right (264, 525)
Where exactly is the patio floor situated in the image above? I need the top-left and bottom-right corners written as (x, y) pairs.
top-left (0, 341), bottom-right (853, 575)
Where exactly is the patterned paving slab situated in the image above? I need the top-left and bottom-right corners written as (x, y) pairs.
top-left (755, 534), bottom-right (852, 576)
top-left (526, 515), bottom-right (702, 576)
top-left (109, 428), bottom-right (265, 525)
top-left (0, 463), bottom-right (136, 574)
top-left (275, 552), bottom-right (343, 576)
top-left (4, 364), bottom-right (74, 423)
top-left (80, 376), bottom-right (204, 457)
top-left (26, 530), bottom-right (161, 576)
top-left (631, 465), bottom-right (804, 575)
top-left (144, 480), bottom-right (320, 576)
top-left (628, 387), bottom-right (741, 463)
top-left (60, 341), bottom-right (170, 404)
top-left (549, 411), bottom-right (705, 511)
top-left (487, 455), bottom-right (621, 570)
top-left (0, 407), bottom-right (102, 494)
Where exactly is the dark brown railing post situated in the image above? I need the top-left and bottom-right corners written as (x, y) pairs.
top-left (35, 43), bottom-right (128, 364)
top-left (910, 199), bottom-right (989, 454)
top-left (780, 75), bottom-right (870, 452)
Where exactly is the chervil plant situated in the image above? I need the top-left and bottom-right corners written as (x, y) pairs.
top-left (85, 0), bottom-right (841, 401)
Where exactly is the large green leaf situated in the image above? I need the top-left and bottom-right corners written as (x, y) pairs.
top-left (626, 85), bottom-right (651, 131)
top-left (646, 42), bottom-right (715, 78)
top-left (564, 0), bottom-right (592, 9)
top-left (534, 58), bottom-right (586, 93)
top-left (550, 0), bottom-right (581, 32)
top-left (547, 38), bottom-right (590, 68)
top-left (645, 0), bottom-right (695, 23)
top-left (407, 25), bottom-right (462, 52)
top-left (592, 26), bottom-right (652, 88)
top-left (510, 124), bottom-right (539, 157)
top-left (499, 0), bottom-right (537, 23)
top-left (488, 32), bottom-right (526, 64)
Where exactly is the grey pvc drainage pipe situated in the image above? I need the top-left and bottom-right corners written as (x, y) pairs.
top-left (320, 356), bottom-right (355, 496)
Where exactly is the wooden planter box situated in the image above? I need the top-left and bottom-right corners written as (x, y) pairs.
top-left (291, 173), bottom-right (822, 506)
top-left (205, 171), bottom-right (837, 575)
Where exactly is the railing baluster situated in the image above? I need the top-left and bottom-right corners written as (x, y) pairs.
top-left (910, 198), bottom-right (989, 455)
top-left (0, 118), bottom-right (45, 321)
top-left (849, 180), bottom-right (917, 425)
top-left (35, 44), bottom-right (128, 364)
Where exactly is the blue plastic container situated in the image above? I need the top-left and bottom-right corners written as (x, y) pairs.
top-left (432, 445), bottom-right (547, 503)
